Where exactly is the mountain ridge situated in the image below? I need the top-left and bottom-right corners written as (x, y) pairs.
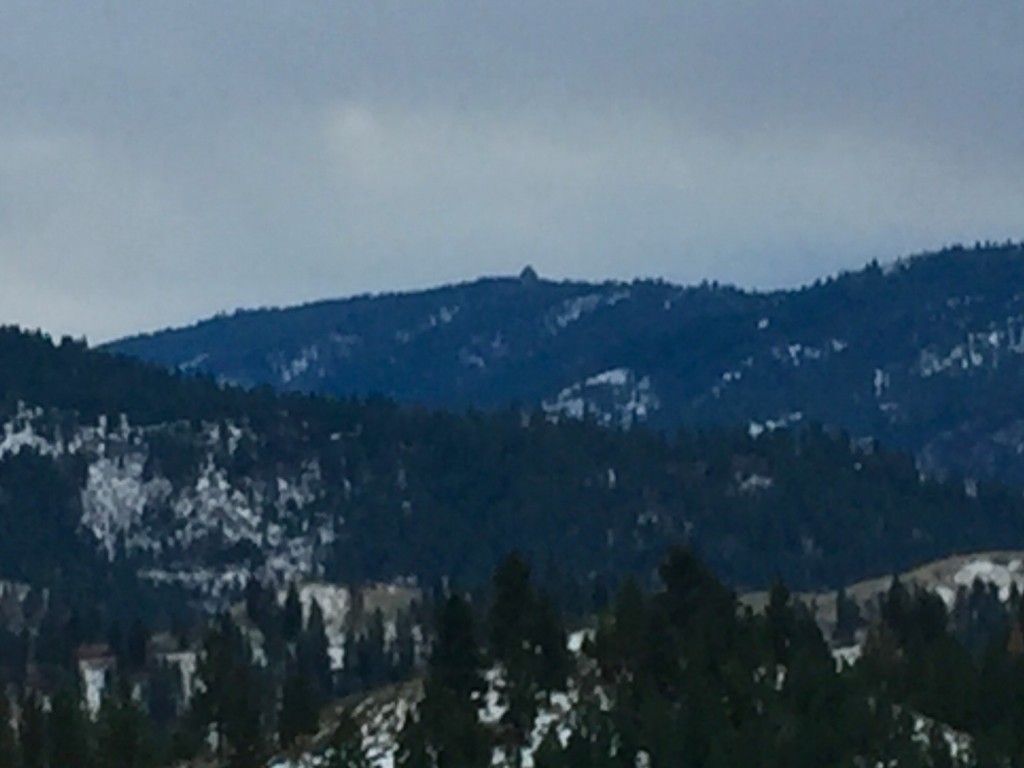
top-left (106, 241), bottom-right (1024, 486)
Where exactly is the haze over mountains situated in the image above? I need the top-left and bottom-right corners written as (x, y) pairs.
top-left (110, 242), bottom-right (1024, 485)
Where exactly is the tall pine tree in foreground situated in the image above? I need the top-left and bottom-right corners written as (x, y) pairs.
top-left (399, 592), bottom-right (489, 768)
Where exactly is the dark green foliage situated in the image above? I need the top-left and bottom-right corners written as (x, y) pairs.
top-left (4, 325), bottom-right (1024, 598)
top-left (18, 693), bottom-right (45, 768)
top-left (0, 694), bottom-right (15, 768)
top-left (407, 593), bottom-right (490, 768)
top-left (283, 584), bottom-right (302, 643)
top-left (300, 599), bottom-right (332, 706)
top-left (95, 678), bottom-right (156, 768)
top-left (279, 660), bottom-right (318, 748)
top-left (568, 547), bottom-right (922, 768)
top-left (48, 683), bottom-right (92, 768)
top-left (834, 585), bottom-right (862, 646)
top-left (194, 614), bottom-right (266, 768)
top-left (487, 554), bottom-right (569, 765)
top-left (109, 243), bottom-right (1024, 490)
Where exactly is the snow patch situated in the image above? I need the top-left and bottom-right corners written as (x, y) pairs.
top-left (545, 289), bottom-right (630, 333)
top-left (543, 368), bottom-right (659, 429)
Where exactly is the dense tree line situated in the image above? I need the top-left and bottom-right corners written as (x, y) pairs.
top-left (3, 326), bottom-right (1024, 604)
top-left (0, 575), bottom-right (421, 768)
top-left (8, 548), bottom-right (1024, 766)
top-left (396, 550), bottom-right (1024, 768)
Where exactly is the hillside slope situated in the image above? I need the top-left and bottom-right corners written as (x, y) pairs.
top-left (1, 328), bottom-right (1021, 602)
top-left (108, 242), bottom-right (1024, 485)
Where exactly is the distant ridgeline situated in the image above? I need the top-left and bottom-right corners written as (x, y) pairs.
top-left (108, 242), bottom-right (1024, 487)
top-left (0, 326), bottom-right (1022, 616)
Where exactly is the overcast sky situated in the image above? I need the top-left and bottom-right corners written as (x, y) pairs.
top-left (2, 2), bottom-right (1022, 343)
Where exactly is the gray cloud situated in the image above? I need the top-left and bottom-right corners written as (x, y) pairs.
top-left (1, 1), bottom-right (1022, 342)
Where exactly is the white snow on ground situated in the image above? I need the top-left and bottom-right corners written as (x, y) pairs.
top-left (543, 368), bottom-right (660, 429)
top-left (748, 411), bottom-right (804, 439)
top-left (294, 583), bottom-right (350, 670)
top-left (0, 405), bottom-right (336, 602)
top-left (737, 473), bottom-right (774, 495)
top-left (79, 660), bottom-right (112, 716)
top-left (81, 454), bottom-right (174, 558)
top-left (274, 345), bottom-right (321, 385)
top-left (832, 645), bottom-right (862, 669)
top-left (586, 368), bottom-right (630, 387)
top-left (950, 557), bottom-right (1024, 602)
top-left (545, 289), bottom-right (630, 332)
top-left (567, 629), bottom-right (593, 654)
top-left (276, 628), bottom-right (598, 768)
top-left (393, 306), bottom-right (462, 345)
top-left (911, 712), bottom-right (972, 763)
top-left (178, 353), bottom-right (210, 372)
top-left (917, 319), bottom-right (1024, 380)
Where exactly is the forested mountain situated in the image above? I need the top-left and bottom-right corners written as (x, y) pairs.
top-left (3, 329), bottom-right (1024, 766)
top-left (109, 242), bottom-right (1024, 485)
top-left (2, 325), bottom-right (1024, 610)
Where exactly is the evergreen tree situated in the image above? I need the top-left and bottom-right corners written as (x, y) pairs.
top-left (95, 678), bottom-right (155, 768)
top-left (48, 683), bottom-right (92, 768)
top-left (299, 598), bottom-right (333, 706)
top-left (393, 611), bottom-right (417, 683)
top-left (194, 614), bottom-right (267, 767)
top-left (0, 693), bottom-right (17, 768)
top-left (18, 693), bottom-right (46, 768)
top-left (279, 659), bottom-right (318, 748)
top-left (417, 593), bottom-right (490, 768)
top-left (395, 712), bottom-right (433, 768)
top-left (834, 585), bottom-right (862, 646)
top-left (765, 577), bottom-right (796, 664)
top-left (125, 618), bottom-right (149, 673)
top-left (283, 584), bottom-right (303, 644)
top-left (488, 553), bottom-right (539, 766)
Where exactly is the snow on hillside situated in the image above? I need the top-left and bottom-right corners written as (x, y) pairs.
top-left (935, 556), bottom-right (1024, 606)
top-left (0, 404), bottom-right (337, 604)
top-left (544, 289), bottom-right (630, 333)
top-left (543, 368), bottom-right (659, 428)
top-left (271, 631), bottom-right (594, 768)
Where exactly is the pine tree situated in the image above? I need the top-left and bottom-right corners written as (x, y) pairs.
top-left (532, 592), bottom-right (569, 694)
top-left (489, 554), bottom-right (539, 766)
top-left (300, 598), bottom-right (333, 706)
top-left (95, 678), bottom-right (155, 768)
top-left (395, 712), bottom-right (433, 768)
top-left (489, 553), bottom-right (535, 664)
top-left (279, 659), bottom-right (318, 748)
top-left (834, 585), bottom-right (862, 646)
top-left (0, 693), bottom-right (18, 768)
top-left (393, 611), bottom-right (417, 682)
top-left (766, 578), bottom-right (796, 664)
top-left (225, 657), bottom-right (268, 768)
top-left (125, 618), bottom-right (149, 673)
top-left (194, 614), bottom-right (267, 767)
top-left (417, 593), bottom-right (490, 768)
top-left (48, 683), bottom-right (92, 768)
top-left (18, 693), bottom-right (46, 768)
top-left (283, 584), bottom-right (303, 644)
